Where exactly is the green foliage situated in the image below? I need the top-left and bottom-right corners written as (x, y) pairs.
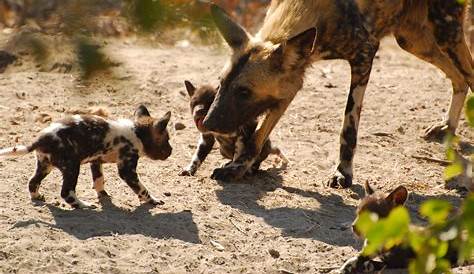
top-left (466, 96), bottom-right (474, 127)
top-left (356, 96), bottom-right (474, 273)
top-left (358, 207), bottom-right (410, 256)
top-left (420, 200), bottom-right (452, 225)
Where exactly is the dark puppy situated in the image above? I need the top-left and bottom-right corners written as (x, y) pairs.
top-left (0, 105), bottom-right (172, 209)
top-left (341, 183), bottom-right (458, 273)
top-left (180, 80), bottom-right (287, 178)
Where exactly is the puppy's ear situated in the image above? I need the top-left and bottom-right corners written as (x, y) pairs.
top-left (135, 104), bottom-right (151, 119)
top-left (364, 181), bottom-right (375, 196)
top-left (184, 80), bottom-right (196, 97)
top-left (154, 111), bottom-right (171, 132)
top-left (386, 186), bottom-right (408, 206)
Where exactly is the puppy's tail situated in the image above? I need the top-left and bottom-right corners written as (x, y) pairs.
top-left (0, 144), bottom-right (34, 157)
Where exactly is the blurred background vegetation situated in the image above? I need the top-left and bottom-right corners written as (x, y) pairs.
top-left (0, 0), bottom-right (270, 78)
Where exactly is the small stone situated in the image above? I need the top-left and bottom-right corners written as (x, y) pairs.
top-left (268, 249), bottom-right (280, 258)
top-left (164, 192), bottom-right (171, 197)
top-left (174, 122), bottom-right (186, 130)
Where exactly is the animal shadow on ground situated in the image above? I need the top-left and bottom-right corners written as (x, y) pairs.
top-left (12, 198), bottom-right (201, 243)
top-left (407, 191), bottom-right (463, 225)
top-left (215, 168), bottom-right (360, 247)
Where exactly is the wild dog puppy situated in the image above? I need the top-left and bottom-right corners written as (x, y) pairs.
top-left (205, 1), bottom-right (473, 187)
top-left (340, 183), bottom-right (459, 273)
top-left (0, 105), bottom-right (172, 209)
top-left (180, 80), bottom-right (288, 179)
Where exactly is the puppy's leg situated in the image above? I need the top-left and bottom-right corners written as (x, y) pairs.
top-left (212, 136), bottom-right (256, 180)
top-left (91, 161), bottom-right (109, 199)
top-left (251, 139), bottom-right (273, 173)
top-left (180, 133), bottom-right (215, 176)
top-left (117, 154), bottom-right (163, 206)
top-left (60, 161), bottom-right (93, 209)
top-left (28, 152), bottom-right (52, 201)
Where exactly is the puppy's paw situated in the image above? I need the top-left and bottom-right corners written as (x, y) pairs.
top-left (31, 193), bottom-right (46, 202)
top-left (148, 196), bottom-right (165, 206)
top-left (73, 200), bottom-right (97, 210)
top-left (211, 165), bottom-right (244, 181)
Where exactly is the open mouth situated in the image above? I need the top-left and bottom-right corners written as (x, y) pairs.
top-left (195, 117), bottom-right (204, 130)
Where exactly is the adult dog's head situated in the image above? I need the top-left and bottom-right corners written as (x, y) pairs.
top-left (203, 5), bottom-right (317, 134)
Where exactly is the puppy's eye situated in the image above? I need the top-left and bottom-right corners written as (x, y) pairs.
top-left (236, 87), bottom-right (251, 99)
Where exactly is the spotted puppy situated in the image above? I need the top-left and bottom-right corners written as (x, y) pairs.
top-left (0, 105), bottom-right (172, 209)
top-left (340, 183), bottom-right (458, 273)
top-left (180, 80), bottom-right (287, 179)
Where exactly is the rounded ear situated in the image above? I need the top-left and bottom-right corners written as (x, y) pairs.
top-left (154, 111), bottom-right (171, 132)
top-left (364, 181), bottom-right (375, 196)
top-left (135, 104), bottom-right (151, 119)
top-left (386, 186), bottom-right (408, 206)
top-left (271, 28), bottom-right (317, 70)
top-left (184, 80), bottom-right (196, 97)
top-left (211, 4), bottom-right (250, 50)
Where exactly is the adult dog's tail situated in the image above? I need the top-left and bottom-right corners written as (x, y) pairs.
top-left (0, 144), bottom-right (33, 157)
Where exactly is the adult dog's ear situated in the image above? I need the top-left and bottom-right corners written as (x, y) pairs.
top-left (386, 186), bottom-right (408, 206)
top-left (211, 4), bottom-right (250, 50)
top-left (271, 28), bottom-right (317, 70)
top-left (184, 80), bottom-right (196, 97)
top-left (135, 104), bottom-right (151, 119)
top-left (154, 111), bottom-right (171, 132)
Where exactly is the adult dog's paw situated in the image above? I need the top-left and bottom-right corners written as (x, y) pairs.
top-left (327, 169), bottom-right (352, 189)
top-left (423, 123), bottom-right (452, 143)
top-left (179, 169), bottom-right (194, 176)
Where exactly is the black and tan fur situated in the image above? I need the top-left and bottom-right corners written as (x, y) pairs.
top-left (340, 183), bottom-right (459, 273)
top-left (180, 80), bottom-right (287, 179)
top-left (204, 1), bottom-right (473, 188)
top-left (0, 105), bottom-right (172, 209)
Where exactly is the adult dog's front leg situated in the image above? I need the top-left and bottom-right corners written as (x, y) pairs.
top-left (328, 42), bottom-right (378, 189)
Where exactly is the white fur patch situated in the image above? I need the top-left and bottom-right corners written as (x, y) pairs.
top-left (105, 119), bottom-right (144, 154)
top-left (41, 122), bottom-right (67, 135)
top-left (0, 145), bottom-right (29, 157)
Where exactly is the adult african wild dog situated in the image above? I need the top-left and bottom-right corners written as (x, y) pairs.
top-left (0, 105), bottom-right (172, 209)
top-left (340, 183), bottom-right (459, 273)
top-left (204, 1), bottom-right (473, 187)
top-left (180, 80), bottom-right (287, 178)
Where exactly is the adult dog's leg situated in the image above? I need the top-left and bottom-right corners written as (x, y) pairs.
top-left (328, 41), bottom-right (379, 189)
top-left (395, 25), bottom-right (472, 142)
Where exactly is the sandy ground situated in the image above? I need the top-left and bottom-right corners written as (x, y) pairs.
top-left (0, 34), bottom-right (473, 273)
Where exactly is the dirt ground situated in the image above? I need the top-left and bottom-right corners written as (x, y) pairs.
top-left (0, 33), bottom-right (473, 274)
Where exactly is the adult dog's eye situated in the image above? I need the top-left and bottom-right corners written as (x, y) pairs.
top-left (236, 87), bottom-right (251, 99)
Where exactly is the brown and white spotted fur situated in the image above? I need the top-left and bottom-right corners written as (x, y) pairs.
top-left (0, 105), bottom-right (172, 209)
top-left (204, 1), bottom-right (473, 188)
top-left (340, 183), bottom-right (459, 273)
top-left (179, 80), bottom-right (287, 179)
